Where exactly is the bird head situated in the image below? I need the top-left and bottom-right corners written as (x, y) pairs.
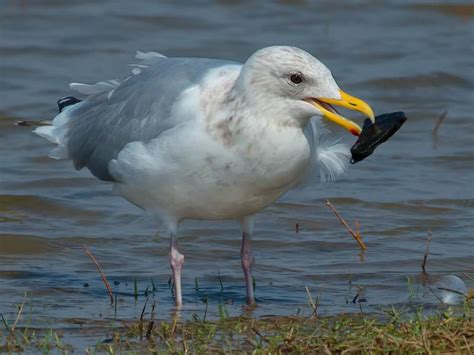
top-left (238, 46), bottom-right (374, 136)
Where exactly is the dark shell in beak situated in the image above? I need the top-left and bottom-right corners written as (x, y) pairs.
top-left (350, 111), bottom-right (407, 163)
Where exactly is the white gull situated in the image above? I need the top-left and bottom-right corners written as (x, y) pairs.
top-left (34, 46), bottom-right (374, 307)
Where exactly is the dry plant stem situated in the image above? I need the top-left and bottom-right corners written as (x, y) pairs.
top-left (432, 111), bottom-right (447, 149)
top-left (432, 111), bottom-right (447, 137)
top-left (82, 244), bottom-right (114, 305)
top-left (11, 293), bottom-right (26, 332)
top-left (145, 321), bottom-right (154, 340)
top-left (305, 286), bottom-right (318, 317)
top-left (325, 200), bottom-right (367, 250)
top-left (422, 232), bottom-right (432, 272)
top-left (139, 297), bottom-right (149, 340)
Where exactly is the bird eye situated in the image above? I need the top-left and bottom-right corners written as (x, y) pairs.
top-left (290, 74), bottom-right (303, 84)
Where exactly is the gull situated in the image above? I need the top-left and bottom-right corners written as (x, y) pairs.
top-left (32, 46), bottom-right (374, 307)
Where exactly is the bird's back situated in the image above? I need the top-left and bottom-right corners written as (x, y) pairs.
top-left (41, 53), bottom-right (238, 181)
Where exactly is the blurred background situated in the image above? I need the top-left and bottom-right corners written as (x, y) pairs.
top-left (0, 0), bottom-right (473, 340)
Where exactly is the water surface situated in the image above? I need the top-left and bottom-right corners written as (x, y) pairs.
top-left (0, 0), bottom-right (473, 346)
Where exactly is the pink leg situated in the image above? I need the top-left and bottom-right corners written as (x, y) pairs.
top-left (240, 216), bottom-right (255, 305)
top-left (169, 236), bottom-right (184, 308)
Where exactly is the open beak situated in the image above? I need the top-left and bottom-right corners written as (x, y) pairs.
top-left (309, 90), bottom-right (375, 136)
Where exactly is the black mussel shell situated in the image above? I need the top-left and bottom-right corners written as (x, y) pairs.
top-left (350, 111), bottom-right (407, 164)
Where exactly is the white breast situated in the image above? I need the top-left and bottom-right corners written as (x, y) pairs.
top-left (111, 117), bottom-right (311, 222)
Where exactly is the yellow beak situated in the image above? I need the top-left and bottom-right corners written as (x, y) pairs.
top-left (310, 90), bottom-right (375, 136)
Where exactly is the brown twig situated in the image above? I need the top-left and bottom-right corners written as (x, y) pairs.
top-left (325, 200), bottom-right (367, 250)
top-left (82, 244), bottom-right (114, 305)
top-left (432, 111), bottom-right (448, 137)
top-left (432, 111), bottom-right (448, 149)
top-left (421, 232), bottom-right (432, 273)
top-left (145, 321), bottom-right (154, 340)
top-left (139, 297), bottom-right (149, 340)
top-left (15, 119), bottom-right (52, 127)
top-left (11, 292), bottom-right (27, 332)
top-left (146, 301), bottom-right (156, 340)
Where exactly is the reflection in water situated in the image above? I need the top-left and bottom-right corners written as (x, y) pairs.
top-left (0, 0), bottom-right (473, 348)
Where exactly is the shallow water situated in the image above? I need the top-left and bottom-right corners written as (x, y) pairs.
top-left (0, 0), bottom-right (473, 347)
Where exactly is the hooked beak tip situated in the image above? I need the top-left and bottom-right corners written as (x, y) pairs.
top-left (310, 89), bottom-right (375, 135)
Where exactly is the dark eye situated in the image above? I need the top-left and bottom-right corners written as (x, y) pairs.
top-left (290, 74), bottom-right (303, 84)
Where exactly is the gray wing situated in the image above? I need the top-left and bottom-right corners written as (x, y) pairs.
top-left (66, 56), bottom-right (238, 181)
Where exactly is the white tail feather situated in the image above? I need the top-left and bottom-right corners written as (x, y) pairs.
top-left (34, 125), bottom-right (59, 144)
top-left (33, 104), bottom-right (80, 160)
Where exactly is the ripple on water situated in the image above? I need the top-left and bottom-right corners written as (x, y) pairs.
top-left (357, 72), bottom-right (472, 90)
top-left (0, 233), bottom-right (59, 255)
top-left (0, 194), bottom-right (104, 219)
top-left (410, 4), bottom-right (474, 19)
top-left (0, 0), bottom-right (473, 348)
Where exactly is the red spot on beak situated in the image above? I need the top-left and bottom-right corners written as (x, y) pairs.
top-left (350, 129), bottom-right (360, 137)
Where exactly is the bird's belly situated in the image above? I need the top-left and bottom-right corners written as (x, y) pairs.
top-left (120, 156), bottom-right (308, 220)
top-left (115, 171), bottom-right (289, 221)
top-left (177, 184), bottom-right (284, 220)
top-left (112, 124), bottom-right (311, 221)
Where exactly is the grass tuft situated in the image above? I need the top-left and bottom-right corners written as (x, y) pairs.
top-left (1, 285), bottom-right (472, 353)
top-left (89, 305), bottom-right (473, 354)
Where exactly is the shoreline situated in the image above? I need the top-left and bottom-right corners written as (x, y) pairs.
top-left (1, 301), bottom-right (472, 353)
